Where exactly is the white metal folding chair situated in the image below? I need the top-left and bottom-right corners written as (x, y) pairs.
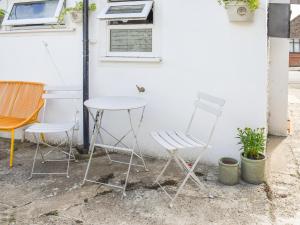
top-left (151, 92), bottom-right (225, 207)
top-left (26, 86), bottom-right (82, 178)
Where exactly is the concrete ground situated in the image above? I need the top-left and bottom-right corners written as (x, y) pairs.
top-left (0, 87), bottom-right (300, 224)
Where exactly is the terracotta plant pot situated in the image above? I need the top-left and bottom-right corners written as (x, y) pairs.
top-left (218, 157), bottom-right (239, 185)
top-left (241, 152), bottom-right (265, 184)
top-left (226, 2), bottom-right (254, 22)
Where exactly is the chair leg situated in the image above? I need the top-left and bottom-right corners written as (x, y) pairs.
top-left (175, 155), bottom-right (202, 187)
top-left (66, 131), bottom-right (72, 178)
top-left (156, 152), bottom-right (203, 208)
top-left (169, 170), bottom-right (194, 208)
top-left (21, 129), bottom-right (25, 143)
top-left (154, 157), bottom-right (172, 184)
top-left (29, 135), bottom-right (40, 179)
top-left (70, 129), bottom-right (76, 161)
top-left (9, 129), bottom-right (15, 168)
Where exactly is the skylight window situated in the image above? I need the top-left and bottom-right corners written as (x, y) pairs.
top-left (2, 0), bottom-right (64, 26)
top-left (98, 1), bottom-right (153, 21)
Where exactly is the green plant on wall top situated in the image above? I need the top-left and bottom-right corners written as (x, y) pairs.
top-left (237, 127), bottom-right (265, 160)
top-left (0, 9), bottom-right (6, 18)
top-left (59, 1), bottom-right (96, 22)
top-left (218, 0), bottom-right (260, 11)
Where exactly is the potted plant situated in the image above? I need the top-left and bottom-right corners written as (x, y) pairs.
top-left (59, 1), bottom-right (96, 23)
top-left (218, 157), bottom-right (239, 185)
top-left (218, 0), bottom-right (260, 22)
top-left (0, 9), bottom-right (6, 24)
top-left (237, 127), bottom-right (266, 184)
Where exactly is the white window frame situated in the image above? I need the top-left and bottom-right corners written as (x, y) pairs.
top-left (2, 0), bottom-right (64, 26)
top-left (106, 24), bottom-right (156, 58)
top-left (98, 1), bottom-right (153, 21)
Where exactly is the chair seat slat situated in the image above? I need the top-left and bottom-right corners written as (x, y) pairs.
top-left (174, 131), bottom-right (204, 147)
top-left (151, 132), bottom-right (176, 150)
top-left (157, 131), bottom-right (184, 149)
top-left (186, 134), bottom-right (211, 148)
top-left (165, 131), bottom-right (193, 148)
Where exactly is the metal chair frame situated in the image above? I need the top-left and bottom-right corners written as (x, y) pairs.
top-left (151, 92), bottom-right (225, 207)
top-left (27, 86), bottom-right (81, 178)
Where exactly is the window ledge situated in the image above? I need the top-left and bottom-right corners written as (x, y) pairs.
top-left (100, 56), bottom-right (162, 63)
top-left (0, 27), bottom-right (76, 35)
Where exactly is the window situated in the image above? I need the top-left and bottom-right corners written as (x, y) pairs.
top-left (2, 0), bottom-right (64, 26)
top-left (98, 1), bottom-right (153, 21)
top-left (98, 0), bottom-right (157, 59)
top-left (290, 39), bottom-right (300, 53)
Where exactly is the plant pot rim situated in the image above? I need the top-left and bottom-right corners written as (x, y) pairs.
top-left (71, 11), bottom-right (83, 14)
top-left (225, 2), bottom-right (252, 9)
top-left (219, 157), bottom-right (239, 166)
top-left (226, 1), bottom-right (248, 5)
top-left (240, 152), bottom-right (265, 162)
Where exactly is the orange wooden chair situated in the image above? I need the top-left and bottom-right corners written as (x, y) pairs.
top-left (0, 81), bottom-right (44, 168)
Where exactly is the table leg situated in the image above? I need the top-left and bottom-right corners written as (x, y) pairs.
top-left (82, 110), bottom-right (100, 186)
top-left (129, 107), bottom-right (148, 171)
top-left (92, 110), bottom-right (113, 163)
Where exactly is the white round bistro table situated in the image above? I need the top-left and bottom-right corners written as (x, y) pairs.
top-left (82, 96), bottom-right (148, 196)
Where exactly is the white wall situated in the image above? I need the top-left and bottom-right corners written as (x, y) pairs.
top-left (0, 0), bottom-right (268, 164)
top-left (268, 38), bottom-right (289, 136)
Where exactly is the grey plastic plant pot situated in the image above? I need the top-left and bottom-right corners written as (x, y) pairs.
top-left (225, 2), bottom-right (254, 22)
top-left (241, 152), bottom-right (266, 184)
top-left (218, 157), bottom-right (239, 185)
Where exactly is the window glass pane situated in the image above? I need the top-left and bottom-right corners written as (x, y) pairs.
top-left (110, 29), bottom-right (152, 52)
top-left (106, 4), bottom-right (145, 14)
top-left (8, 0), bottom-right (59, 20)
top-left (295, 42), bottom-right (300, 52)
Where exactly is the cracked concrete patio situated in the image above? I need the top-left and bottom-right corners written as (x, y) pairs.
top-left (1, 86), bottom-right (300, 225)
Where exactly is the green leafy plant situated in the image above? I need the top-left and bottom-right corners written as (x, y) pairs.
top-left (218, 0), bottom-right (260, 11)
top-left (237, 127), bottom-right (265, 160)
top-left (59, 1), bottom-right (96, 22)
top-left (0, 9), bottom-right (6, 18)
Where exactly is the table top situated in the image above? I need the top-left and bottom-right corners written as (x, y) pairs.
top-left (84, 96), bottom-right (147, 110)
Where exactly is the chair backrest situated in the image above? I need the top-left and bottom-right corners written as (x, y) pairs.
top-left (195, 92), bottom-right (225, 117)
top-left (186, 92), bottom-right (225, 145)
top-left (42, 86), bottom-right (82, 122)
top-left (0, 81), bottom-right (44, 119)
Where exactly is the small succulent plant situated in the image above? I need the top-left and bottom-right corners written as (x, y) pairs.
top-left (59, 1), bottom-right (96, 22)
top-left (237, 127), bottom-right (265, 159)
top-left (0, 9), bottom-right (6, 18)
